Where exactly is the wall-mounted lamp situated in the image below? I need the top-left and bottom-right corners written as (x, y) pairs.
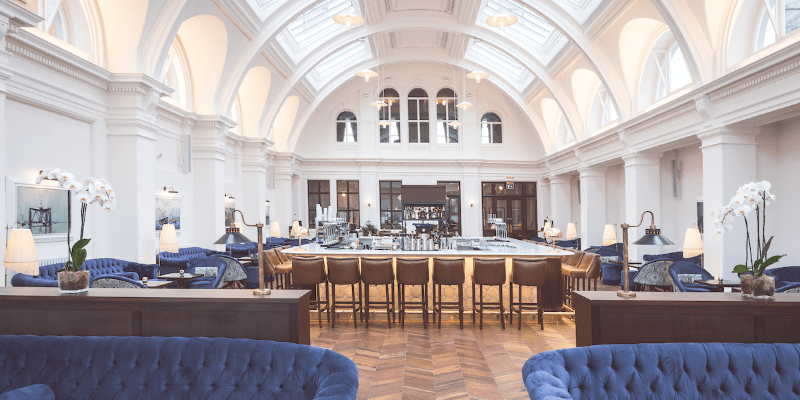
top-left (163, 186), bottom-right (178, 194)
top-left (367, 199), bottom-right (372, 207)
top-left (469, 199), bottom-right (475, 207)
top-left (224, 194), bottom-right (235, 199)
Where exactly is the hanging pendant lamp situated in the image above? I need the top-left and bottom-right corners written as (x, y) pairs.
top-left (333, 14), bottom-right (364, 31)
top-left (456, 66), bottom-right (473, 109)
top-left (370, 45), bottom-right (386, 109)
top-left (486, 0), bottom-right (517, 31)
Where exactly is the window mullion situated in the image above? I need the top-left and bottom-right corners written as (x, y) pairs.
top-left (652, 51), bottom-right (668, 90)
top-left (43, 0), bottom-right (65, 34)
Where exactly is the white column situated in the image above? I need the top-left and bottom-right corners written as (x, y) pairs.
top-left (579, 166), bottom-right (607, 249)
top-left (462, 168), bottom-right (481, 237)
top-left (360, 165), bottom-right (379, 228)
top-left (536, 179), bottom-right (551, 237)
top-left (240, 138), bottom-right (271, 241)
top-left (191, 116), bottom-right (234, 249)
top-left (0, 13), bottom-right (13, 284)
top-left (106, 75), bottom-right (172, 262)
top-left (623, 152), bottom-right (663, 261)
top-left (549, 176), bottom-right (571, 233)
top-left (699, 127), bottom-right (759, 279)
top-left (272, 156), bottom-right (295, 238)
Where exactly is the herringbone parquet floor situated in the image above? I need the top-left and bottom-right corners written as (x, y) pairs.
top-left (310, 314), bottom-right (576, 400)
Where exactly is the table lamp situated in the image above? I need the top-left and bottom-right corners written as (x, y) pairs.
top-left (618, 211), bottom-right (673, 298)
top-left (602, 224), bottom-right (617, 246)
top-left (683, 224), bottom-right (703, 266)
top-left (269, 221), bottom-right (281, 245)
top-left (4, 228), bottom-right (39, 286)
top-left (566, 222), bottom-right (577, 240)
top-left (213, 210), bottom-right (271, 295)
top-left (159, 224), bottom-right (179, 253)
top-left (544, 227), bottom-right (562, 253)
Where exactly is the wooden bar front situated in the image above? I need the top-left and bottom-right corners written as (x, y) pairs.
top-left (0, 288), bottom-right (311, 345)
top-left (575, 291), bottom-right (800, 347)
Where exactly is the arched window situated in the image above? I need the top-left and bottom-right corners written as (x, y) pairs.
top-left (436, 88), bottom-right (458, 144)
top-left (555, 114), bottom-right (574, 149)
top-left (161, 43), bottom-right (191, 110)
top-left (230, 95), bottom-right (242, 136)
top-left (640, 33), bottom-right (692, 109)
top-left (42, 0), bottom-right (70, 42)
top-left (589, 85), bottom-right (618, 134)
top-left (379, 88), bottom-right (400, 143)
top-left (481, 113), bottom-right (502, 144)
top-left (408, 88), bottom-right (429, 143)
top-left (336, 111), bottom-right (357, 143)
top-left (755, 0), bottom-right (800, 51)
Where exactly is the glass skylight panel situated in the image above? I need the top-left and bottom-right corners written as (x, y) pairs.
top-left (287, 0), bottom-right (355, 47)
top-left (481, 0), bottom-right (556, 53)
top-left (465, 40), bottom-right (533, 88)
top-left (309, 40), bottom-right (369, 90)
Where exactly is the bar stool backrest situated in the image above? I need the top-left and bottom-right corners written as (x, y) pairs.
top-left (265, 249), bottom-right (284, 267)
top-left (564, 251), bottom-right (584, 268)
top-left (360, 257), bottom-right (394, 285)
top-left (577, 253), bottom-right (601, 279)
top-left (576, 252), bottom-right (595, 271)
top-left (511, 258), bottom-right (548, 286)
top-left (326, 257), bottom-right (360, 284)
top-left (260, 251), bottom-right (277, 276)
top-left (473, 258), bottom-right (507, 285)
top-left (277, 249), bottom-right (290, 263)
top-left (433, 258), bottom-right (465, 285)
top-left (396, 258), bottom-right (430, 285)
top-left (292, 257), bottom-right (326, 285)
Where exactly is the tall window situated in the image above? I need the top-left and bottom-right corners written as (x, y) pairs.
top-left (308, 180), bottom-right (331, 225)
top-left (555, 114), bottom-right (574, 149)
top-left (481, 113), bottom-right (502, 144)
top-left (438, 181), bottom-right (462, 235)
top-left (756, 0), bottom-right (800, 51)
top-left (337, 180), bottom-right (360, 226)
top-left (336, 111), bottom-right (357, 142)
top-left (379, 181), bottom-right (402, 229)
top-left (589, 85), bottom-right (618, 134)
top-left (436, 88), bottom-right (459, 144)
top-left (379, 88), bottom-right (400, 143)
top-left (652, 43), bottom-right (691, 101)
top-left (41, 0), bottom-right (69, 42)
top-left (408, 88), bottom-right (430, 143)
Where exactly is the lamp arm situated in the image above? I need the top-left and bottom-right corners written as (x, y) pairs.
top-left (622, 211), bottom-right (655, 229)
top-left (232, 209), bottom-right (263, 228)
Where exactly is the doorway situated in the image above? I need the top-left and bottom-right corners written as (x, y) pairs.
top-left (482, 182), bottom-right (537, 239)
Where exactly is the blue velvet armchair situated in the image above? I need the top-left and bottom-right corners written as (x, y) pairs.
top-left (90, 274), bottom-right (148, 289)
top-left (762, 266), bottom-right (800, 292)
top-left (643, 251), bottom-right (701, 265)
top-left (668, 261), bottom-right (714, 292)
top-left (585, 245), bottom-right (624, 285)
top-left (11, 259), bottom-right (159, 287)
top-left (156, 247), bottom-right (232, 274)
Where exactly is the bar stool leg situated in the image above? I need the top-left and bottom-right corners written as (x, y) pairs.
top-left (359, 283), bottom-right (364, 322)
top-left (537, 285), bottom-right (544, 331)
top-left (385, 283), bottom-right (392, 328)
top-left (509, 282), bottom-right (514, 326)
top-left (478, 285), bottom-right (484, 329)
top-left (458, 285), bottom-right (464, 329)
top-left (518, 284), bottom-right (523, 330)
top-left (325, 283), bottom-right (330, 322)
top-left (423, 284), bottom-right (429, 329)
top-left (331, 285), bottom-right (337, 328)
top-left (472, 281), bottom-right (476, 324)
top-left (391, 283), bottom-right (396, 323)
top-left (399, 284), bottom-right (405, 328)
top-left (364, 284), bottom-right (370, 329)
top-left (351, 284), bottom-right (358, 329)
top-left (437, 284), bottom-right (442, 329)
top-left (316, 283), bottom-right (322, 328)
top-left (499, 284), bottom-right (505, 329)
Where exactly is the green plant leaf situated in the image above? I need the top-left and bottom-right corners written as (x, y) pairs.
top-left (732, 264), bottom-right (750, 274)
top-left (754, 258), bottom-right (762, 270)
top-left (759, 254), bottom-right (786, 272)
top-left (74, 248), bottom-right (87, 267)
top-left (762, 236), bottom-right (774, 257)
top-left (72, 238), bottom-right (91, 252)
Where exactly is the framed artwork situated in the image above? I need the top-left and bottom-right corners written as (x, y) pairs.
top-left (697, 201), bottom-right (704, 233)
top-left (6, 177), bottom-right (71, 242)
top-left (265, 201), bottom-right (270, 226)
top-left (155, 194), bottom-right (181, 231)
top-left (225, 198), bottom-right (236, 227)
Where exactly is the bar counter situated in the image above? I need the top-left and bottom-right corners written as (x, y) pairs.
top-left (283, 238), bottom-right (570, 313)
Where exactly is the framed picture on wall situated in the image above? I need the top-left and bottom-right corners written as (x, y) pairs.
top-left (155, 194), bottom-right (181, 231)
top-left (697, 201), bottom-right (704, 233)
top-left (6, 177), bottom-right (72, 242)
top-left (225, 198), bottom-right (236, 227)
top-left (265, 201), bottom-right (270, 226)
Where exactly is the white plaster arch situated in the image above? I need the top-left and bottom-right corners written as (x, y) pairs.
top-left (649, 0), bottom-right (712, 85)
top-left (175, 14), bottom-right (228, 115)
top-left (271, 95), bottom-right (300, 151)
top-left (236, 66), bottom-right (272, 137)
top-left (95, 0), bottom-right (148, 72)
top-left (141, 0), bottom-right (191, 77)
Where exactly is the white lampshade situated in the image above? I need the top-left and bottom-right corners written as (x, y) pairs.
top-left (566, 222), bottom-right (577, 240)
top-left (4, 229), bottom-right (39, 275)
top-left (291, 220), bottom-right (301, 236)
top-left (544, 221), bottom-right (552, 230)
top-left (159, 224), bottom-right (179, 253)
top-left (270, 221), bottom-right (281, 238)
top-left (602, 224), bottom-right (617, 246)
top-left (544, 227), bottom-right (562, 238)
top-left (683, 227), bottom-right (703, 258)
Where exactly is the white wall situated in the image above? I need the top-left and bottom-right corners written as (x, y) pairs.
top-left (658, 145), bottom-right (704, 257)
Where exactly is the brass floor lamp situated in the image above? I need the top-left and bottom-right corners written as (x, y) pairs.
top-left (619, 211), bottom-right (674, 298)
top-left (214, 210), bottom-right (270, 295)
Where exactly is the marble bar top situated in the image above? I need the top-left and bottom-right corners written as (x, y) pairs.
top-left (282, 238), bottom-right (573, 257)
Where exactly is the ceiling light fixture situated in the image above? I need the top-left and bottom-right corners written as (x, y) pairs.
top-left (456, 65), bottom-right (473, 109)
top-left (332, 14), bottom-right (364, 31)
top-left (486, 13), bottom-right (517, 31)
top-left (370, 36), bottom-right (386, 109)
top-left (356, 69), bottom-right (378, 82)
top-left (467, 39), bottom-right (489, 83)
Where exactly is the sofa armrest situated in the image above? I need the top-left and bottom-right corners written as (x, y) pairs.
top-left (313, 351), bottom-right (359, 400)
top-left (0, 384), bottom-right (55, 400)
top-left (10, 274), bottom-right (58, 287)
top-left (123, 262), bottom-right (159, 279)
top-left (115, 271), bottom-right (139, 281)
top-left (522, 351), bottom-right (573, 400)
top-left (157, 258), bottom-right (190, 270)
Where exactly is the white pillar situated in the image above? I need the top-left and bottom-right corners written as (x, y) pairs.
top-left (0, 13), bottom-right (13, 284)
top-left (549, 176), bottom-right (571, 233)
top-left (106, 75), bottom-right (172, 262)
top-left (579, 166), bottom-right (607, 249)
top-left (537, 179), bottom-right (551, 238)
top-left (360, 165), bottom-right (379, 228)
top-left (462, 168), bottom-right (481, 237)
top-left (272, 158), bottom-right (295, 238)
top-left (699, 127), bottom-right (758, 279)
top-left (623, 152), bottom-right (663, 261)
top-left (192, 116), bottom-right (234, 249)
top-left (241, 138), bottom-right (271, 241)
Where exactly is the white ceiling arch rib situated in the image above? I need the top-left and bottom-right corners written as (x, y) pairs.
top-left (284, 56), bottom-right (552, 156)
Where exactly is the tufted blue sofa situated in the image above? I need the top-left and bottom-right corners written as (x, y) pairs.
top-left (522, 342), bottom-right (800, 399)
top-left (0, 335), bottom-right (358, 400)
top-left (156, 247), bottom-right (231, 274)
top-left (585, 245), bottom-right (624, 285)
top-left (11, 258), bottom-right (159, 287)
top-left (643, 251), bottom-right (702, 265)
top-left (762, 266), bottom-right (800, 292)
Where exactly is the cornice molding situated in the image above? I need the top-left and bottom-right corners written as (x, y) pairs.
top-left (6, 37), bottom-right (109, 90)
top-left (709, 57), bottom-right (800, 102)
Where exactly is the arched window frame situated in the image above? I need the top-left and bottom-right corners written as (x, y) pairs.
top-left (378, 88), bottom-right (400, 144)
top-left (640, 33), bottom-right (692, 109)
top-left (436, 88), bottom-right (459, 144)
top-left (160, 41), bottom-right (192, 111)
top-left (589, 84), bottom-right (618, 134)
top-left (555, 114), bottom-right (575, 150)
top-left (41, 0), bottom-right (71, 42)
top-left (755, 0), bottom-right (800, 51)
top-left (407, 88), bottom-right (430, 144)
top-left (480, 112), bottom-right (502, 144)
top-left (336, 111), bottom-right (358, 143)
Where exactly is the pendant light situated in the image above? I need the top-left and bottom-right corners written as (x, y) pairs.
top-left (456, 66), bottom-right (473, 109)
top-left (486, 0), bottom-right (517, 32)
top-left (333, 14), bottom-right (364, 31)
top-left (448, 64), bottom-right (462, 129)
top-left (370, 44), bottom-right (386, 109)
top-left (355, 23), bottom-right (377, 82)
top-left (467, 39), bottom-right (489, 83)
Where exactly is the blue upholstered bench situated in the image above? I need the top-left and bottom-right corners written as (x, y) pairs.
top-left (156, 247), bottom-right (232, 274)
top-left (0, 335), bottom-right (358, 399)
top-left (522, 342), bottom-right (800, 399)
top-left (10, 258), bottom-right (158, 287)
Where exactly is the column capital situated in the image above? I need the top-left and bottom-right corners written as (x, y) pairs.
top-left (578, 165), bottom-right (607, 178)
top-left (192, 115), bottom-right (235, 161)
top-left (623, 151), bottom-right (663, 167)
top-left (537, 179), bottom-right (550, 187)
top-left (548, 175), bottom-right (571, 185)
top-left (697, 125), bottom-right (759, 147)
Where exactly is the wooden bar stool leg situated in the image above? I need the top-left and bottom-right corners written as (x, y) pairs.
top-left (499, 284), bottom-right (505, 329)
top-left (385, 284), bottom-right (391, 328)
top-left (359, 283), bottom-right (364, 322)
top-left (472, 281), bottom-right (476, 324)
top-left (391, 283), bottom-right (396, 323)
top-left (423, 284), bottom-right (428, 329)
top-left (538, 285), bottom-right (544, 331)
top-left (316, 284), bottom-right (322, 328)
top-left (399, 284), bottom-right (405, 328)
top-left (325, 283), bottom-right (330, 322)
top-left (479, 285), bottom-right (484, 329)
top-left (436, 284), bottom-right (442, 329)
top-left (518, 284), bottom-right (523, 330)
top-left (458, 285), bottom-right (464, 329)
top-left (351, 284), bottom-right (357, 329)
top-left (364, 284), bottom-right (370, 329)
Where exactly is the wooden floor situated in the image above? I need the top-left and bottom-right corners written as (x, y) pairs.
top-left (310, 314), bottom-right (576, 400)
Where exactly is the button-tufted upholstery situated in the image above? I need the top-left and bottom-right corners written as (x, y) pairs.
top-left (11, 259), bottom-right (158, 287)
top-left (643, 251), bottom-right (702, 265)
top-left (763, 266), bottom-right (800, 292)
top-left (523, 342), bottom-right (800, 400)
top-left (0, 335), bottom-right (358, 400)
top-left (156, 247), bottom-right (232, 274)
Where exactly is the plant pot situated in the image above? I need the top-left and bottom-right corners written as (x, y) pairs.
top-left (58, 270), bottom-right (89, 294)
top-left (740, 274), bottom-right (754, 296)
top-left (752, 274), bottom-right (775, 299)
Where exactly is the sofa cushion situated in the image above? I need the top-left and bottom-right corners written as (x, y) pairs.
top-left (677, 273), bottom-right (702, 284)
top-left (599, 256), bottom-right (619, 264)
top-left (0, 384), bottom-right (55, 400)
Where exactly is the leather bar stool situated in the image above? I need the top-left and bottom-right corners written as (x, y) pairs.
top-left (360, 257), bottom-right (395, 328)
top-left (327, 257), bottom-right (363, 328)
top-left (260, 250), bottom-right (277, 289)
top-left (432, 258), bottom-right (465, 329)
top-left (291, 257), bottom-right (329, 327)
top-left (562, 253), bottom-right (601, 306)
top-left (560, 251), bottom-right (584, 306)
top-left (266, 249), bottom-right (292, 289)
top-left (395, 257), bottom-right (430, 329)
top-left (510, 258), bottom-right (548, 330)
top-left (277, 248), bottom-right (291, 263)
top-left (472, 258), bottom-right (507, 329)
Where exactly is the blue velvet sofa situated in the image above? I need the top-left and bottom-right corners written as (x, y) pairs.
top-left (585, 245), bottom-right (624, 285)
top-left (0, 335), bottom-right (358, 399)
top-left (156, 247), bottom-right (231, 274)
top-left (762, 266), bottom-right (800, 292)
top-left (523, 342), bottom-right (800, 399)
top-left (11, 258), bottom-right (159, 287)
top-left (643, 251), bottom-right (701, 265)
top-left (668, 261), bottom-right (714, 292)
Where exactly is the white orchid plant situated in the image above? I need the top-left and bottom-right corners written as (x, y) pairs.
top-left (36, 168), bottom-right (116, 272)
top-left (712, 181), bottom-right (784, 277)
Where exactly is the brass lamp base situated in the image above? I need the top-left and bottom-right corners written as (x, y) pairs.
top-left (617, 290), bottom-right (636, 298)
top-left (295, 248), bottom-right (308, 251)
top-left (253, 288), bottom-right (272, 295)
top-left (548, 249), bottom-right (560, 253)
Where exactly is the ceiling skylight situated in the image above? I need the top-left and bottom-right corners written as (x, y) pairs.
top-left (479, 0), bottom-right (567, 65)
top-left (278, 0), bottom-right (359, 62)
top-left (308, 40), bottom-right (371, 90)
top-left (465, 40), bottom-right (535, 89)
